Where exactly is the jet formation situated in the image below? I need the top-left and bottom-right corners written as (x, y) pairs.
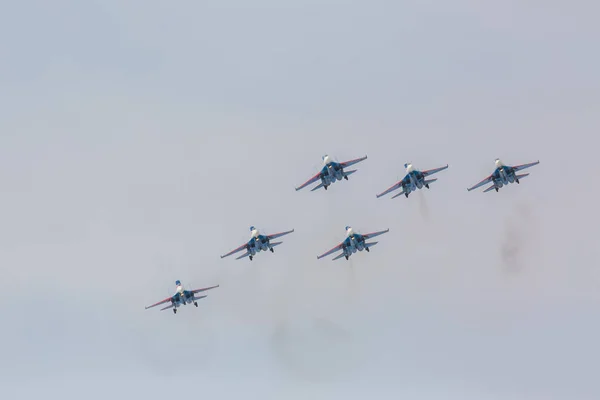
top-left (146, 155), bottom-right (540, 315)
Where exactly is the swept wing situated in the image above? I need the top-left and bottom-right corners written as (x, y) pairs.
top-left (267, 229), bottom-right (294, 240)
top-left (339, 155), bottom-right (367, 168)
top-left (421, 164), bottom-right (449, 176)
top-left (376, 178), bottom-right (406, 198)
top-left (235, 251), bottom-right (251, 260)
top-left (145, 296), bottom-right (172, 310)
top-left (512, 160), bottom-right (539, 172)
top-left (295, 172), bottom-right (321, 191)
top-left (467, 175), bottom-right (493, 192)
top-left (192, 284), bottom-right (220, 294)
top-left (317, 243), bottom-right (344, 260)
top-left (391, 189), bottom-right (406, 199)
top-left (362, 229), bottom-right (389, 239)
top-left (220, 243), bottom-right (248, 259)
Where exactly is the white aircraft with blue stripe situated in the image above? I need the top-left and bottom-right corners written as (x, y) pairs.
top-left (145, 280), bottom-right (219, 314)
top-left (295, 154), bottom-right (368, 192)
top-left (467, 158), bottom-right (540, 193)
top-left (220, 226), bottom-right (294, 261)
top-left (376, 162), bottom-right (449, 199)
top-left (317, 226), bottom-right (389, 261)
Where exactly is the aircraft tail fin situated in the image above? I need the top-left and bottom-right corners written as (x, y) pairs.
top-left (269, 241), bottom-right (283, 248)
top-left (483, 184), bottom-right (498, 193)
top-left (365, 241), bottom-right (378, 248)
top-left (160, 304), bottom-right (174, 311)
top-left (235, 251), bottom-right (251, 260)
top-left (343, 169), bottom-right (357, 177)
top-left (515, 173), bottom-right (529, 180)
top-left (193, 295), bottom-right (208, 302)
top-left (423, 178), bottom-right (437, 185)
top-left (311, 182), bottom-right (325, 191)
top-left (332, 252), bottom-right (347, 261)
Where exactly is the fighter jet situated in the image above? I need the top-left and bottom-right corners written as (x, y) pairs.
top-left (467, 158), bottom-right (540, 193)
top-left (220, 226), bottom-right (294, 261)
top-left (295, 154), bottom-right (368, 191)
top-left (376, 162), bottom-right (449, 199)
top-left (317, 226), bottom-right (389, 261)
top-left (145, 280), bottom-right (219, 314)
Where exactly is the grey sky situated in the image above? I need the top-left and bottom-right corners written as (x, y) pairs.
top-left (1, 1), bottom-right (599, 399)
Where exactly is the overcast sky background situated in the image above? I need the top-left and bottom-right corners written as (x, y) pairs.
top-left (1, 1), bottom-right (599, 399)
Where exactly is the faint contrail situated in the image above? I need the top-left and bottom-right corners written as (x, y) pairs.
top-left (269, 315), bottom-right (358, 383)
top-left (417, 190), bottom-right (430, 221)
top-left (499, 203), bottom-right (536, 274)
top-left (346, 257), bottom-right (359, 304)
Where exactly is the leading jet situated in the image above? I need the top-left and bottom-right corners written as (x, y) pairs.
top-left (295, 154), bottom-right (368, 192)
top-left (317, 226), bottom-right (389, 261)
top-left (220, 226), bottom-right (294, 261)
top-left (144, 280), bottom-right (219, 314)
top-left (467, 158), bottom-right (540, 193)
top-left (376, 162), bottom-right (449, 199)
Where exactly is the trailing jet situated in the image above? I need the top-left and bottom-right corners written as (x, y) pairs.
top-left (295, 154), bottom-right (368, 191)
top-left (467, 158), bottom-right (540, 193)
top-left (220, 226), bottom-right (294, 261)
top-left (144, 280), bottom-right (219, 314)
top-left (376, 162), bottom-right (449, 199)
top-left (317, 226), bottom-right (389, 261)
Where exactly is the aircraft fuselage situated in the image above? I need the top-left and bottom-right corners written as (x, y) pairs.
top-left (340, 234), bottom-right (368, 259)
top-left (319, 162), bottom-right (345, 186)
top-left (170, 290), bottom-right (201, 310)
top-left (492, 166), bottom-right (517, 188)
top-left (396, 170), bottom-right (427, 196)
top-left (404, 170), bottom-right (427, 194)
top-left (246, 234), bottom-right (273, 256)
